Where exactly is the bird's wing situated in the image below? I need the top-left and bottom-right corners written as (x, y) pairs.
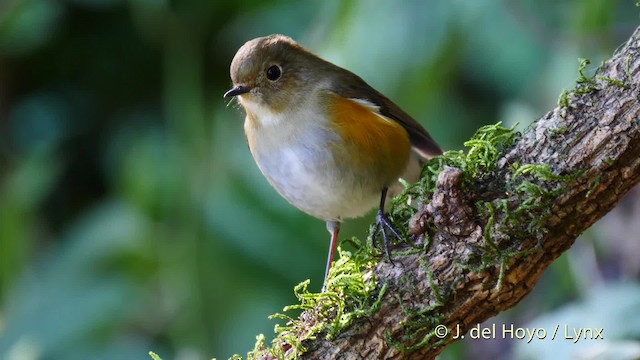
top-left (333, 77), bottom-right (443, 158)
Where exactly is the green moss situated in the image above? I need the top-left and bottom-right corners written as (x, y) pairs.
top-left (570, 55), bottom-right (630, 94)
top-left (428, 147), bottom-right (580, 296)
top-left (547, 125), bottom-right (569, 138)
top-left (386, 311), bottom-right (446, 352)
top-left (423, 259), bottom-right (445, 305)
top-left (557, 89), bottom-right (570, 108)
top-left (460, 123), bottom-right (519, 179)
top-left (559, 57), bottom-right (609, 105)
top-left (390, 122), bottom-right (520, 223)
top-left (460, 161), bottom-right (582, 292)
top-left (596, 75), bottom-right (627, 88)
top-left (576, 58), bottom-right (596, 86)
top-left (386, 277), bottom-right (446, 352)
top-left (512, 163), bottom-right (579, 182)
top-left (232, 247), bottom-right (380, 360)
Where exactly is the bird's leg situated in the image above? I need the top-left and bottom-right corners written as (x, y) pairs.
top-left (323, 220), bottom-right (341, 292)
top-left (372, 187), bottom-right (402, 264)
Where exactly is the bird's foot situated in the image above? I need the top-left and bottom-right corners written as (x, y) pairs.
top-left (372, 210), bottom-right (402, 265)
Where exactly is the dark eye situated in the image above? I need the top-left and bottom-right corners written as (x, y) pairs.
top-left (266, 65), bottom-right (281, 81)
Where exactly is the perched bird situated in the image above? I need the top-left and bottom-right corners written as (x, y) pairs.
top-left (224, 34), bottom-right (442, 288)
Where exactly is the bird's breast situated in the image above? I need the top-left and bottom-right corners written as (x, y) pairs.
top-left (242, 94), bottom-right (412, 221)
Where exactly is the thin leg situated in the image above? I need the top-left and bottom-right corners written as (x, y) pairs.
top-left (372, 187), bottom-right (402, 264)
top-left (323, 220), bottom-right (340, 291)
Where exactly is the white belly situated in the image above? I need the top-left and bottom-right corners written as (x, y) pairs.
top-left (250, 129), bottom-right (381, 221)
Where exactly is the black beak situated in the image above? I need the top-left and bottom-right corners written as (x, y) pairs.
top-left (223, 85), bottom-right (250, 98)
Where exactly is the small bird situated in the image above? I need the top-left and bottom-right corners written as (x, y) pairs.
top-left (224, 34), bottom-right (442, 289)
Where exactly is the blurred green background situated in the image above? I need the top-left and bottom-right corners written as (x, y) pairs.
top-left (1, 1), bottom-right (639, 359)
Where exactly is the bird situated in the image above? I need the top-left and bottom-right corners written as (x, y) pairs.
top-left (224, 34), bottom-right (442, 289)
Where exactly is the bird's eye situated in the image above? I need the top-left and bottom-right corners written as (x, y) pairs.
top-left (266, 65), bottom-right (282, 81)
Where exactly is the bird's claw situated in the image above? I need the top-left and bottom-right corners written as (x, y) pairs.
top-left (372, 210), bottom-right (402, 265)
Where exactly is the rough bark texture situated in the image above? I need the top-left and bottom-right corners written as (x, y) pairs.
top-left (300, 26), bottom-right (640, 359)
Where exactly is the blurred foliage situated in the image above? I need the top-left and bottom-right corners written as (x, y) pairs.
top-left (514, 282), bottom-right (640, 360)
top-left (0, 0), bottom-right (639, 359)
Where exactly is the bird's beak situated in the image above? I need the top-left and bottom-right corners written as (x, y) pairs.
top-left (223, 85), bottom-right (251, 98)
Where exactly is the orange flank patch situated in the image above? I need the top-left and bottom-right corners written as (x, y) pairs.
top-left (327, 94), bottom-right (411, 182)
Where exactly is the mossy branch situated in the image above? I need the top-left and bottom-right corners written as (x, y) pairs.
top-left (235, 25), bottom-right (640, 360)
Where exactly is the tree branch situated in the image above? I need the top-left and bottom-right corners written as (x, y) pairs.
top-left (300, 26), bottom-right (640, 359)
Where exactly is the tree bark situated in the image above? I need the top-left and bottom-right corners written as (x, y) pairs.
top-left (300, 26), bottom-right (640, 359)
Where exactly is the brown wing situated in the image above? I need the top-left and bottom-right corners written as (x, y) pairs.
top-left (332, 72), bottom-right (443, 158)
